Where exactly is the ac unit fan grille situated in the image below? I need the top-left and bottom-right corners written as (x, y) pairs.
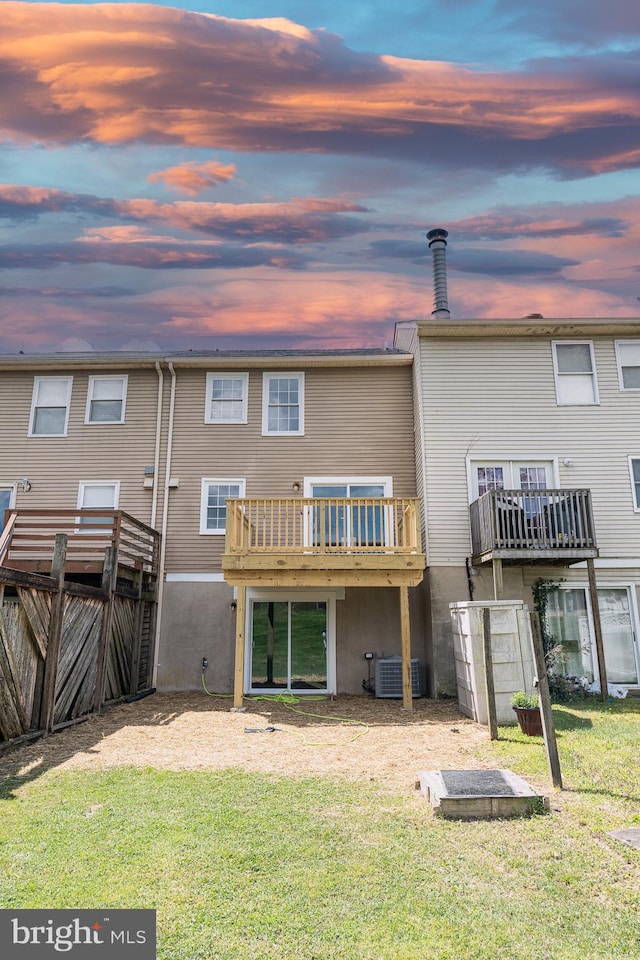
top-left (375, 657), bottom-right (421, 698)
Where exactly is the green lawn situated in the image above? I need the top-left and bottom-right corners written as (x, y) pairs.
top-left (1, 700), bottom-right (639, 960)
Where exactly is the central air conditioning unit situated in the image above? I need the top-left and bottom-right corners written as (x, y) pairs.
top-left (375, 656), bottom-right (421, 698)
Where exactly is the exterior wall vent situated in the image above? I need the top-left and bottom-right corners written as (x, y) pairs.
top-left (375, 656), bottom-right (421, 698)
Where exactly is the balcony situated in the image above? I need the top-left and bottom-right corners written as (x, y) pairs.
top-left (222, 497), bottom-right (425, 587)
top-left (470, 489), bottom-right (598, 565)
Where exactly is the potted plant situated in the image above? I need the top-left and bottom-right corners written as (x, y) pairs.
top-left (510, 691), bottom-right (543, 736)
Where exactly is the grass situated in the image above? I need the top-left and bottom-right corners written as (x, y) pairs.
top-left (1, 700), bottom-right (639, 960)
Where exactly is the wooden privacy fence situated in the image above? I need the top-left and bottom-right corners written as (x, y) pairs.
top-left (0, 535), bottom-right (158, 746)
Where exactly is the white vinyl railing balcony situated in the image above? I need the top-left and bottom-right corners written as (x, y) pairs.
top-left (225, 497), bottom-right (421, 556)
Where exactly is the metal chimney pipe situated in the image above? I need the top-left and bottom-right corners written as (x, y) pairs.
top-left (427, 227), bottom-right (450, 318)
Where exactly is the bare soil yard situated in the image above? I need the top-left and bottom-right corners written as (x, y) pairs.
top-left (0, 693), bottom-right (492, 793)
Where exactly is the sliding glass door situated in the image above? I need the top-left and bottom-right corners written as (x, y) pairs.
top-left (248, 594), bottom-right (334, 693)
top-left (547, 586), bottom-right (639, 685)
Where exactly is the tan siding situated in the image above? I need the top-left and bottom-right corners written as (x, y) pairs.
top-left (0, 368), bottom-right (161, 525)
top-left (418, 335), bottom-right (640, 565)
top-left (163, 365), bottom-right (416, 571)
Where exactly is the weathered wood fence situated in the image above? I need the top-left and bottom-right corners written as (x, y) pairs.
top-left (0, 534), bottom-right (158, 747)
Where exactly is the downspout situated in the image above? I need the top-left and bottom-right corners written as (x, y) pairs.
top-left (151, 362), bottom-right (164, 530)
top-left (152, 361), bottom-right (176, 687)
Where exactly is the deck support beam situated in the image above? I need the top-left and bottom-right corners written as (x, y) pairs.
top-left (233, 586), bottom-right (246, 709)
top-left (492, 558), bottom-right (504, 600)
top-left (400, 585), bottom-right (412, 710)
top-left (586, 558), bottom-right (608, 702)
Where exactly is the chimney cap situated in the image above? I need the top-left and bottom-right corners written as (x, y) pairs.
top-left (427, 228), bottom-right (448, 246)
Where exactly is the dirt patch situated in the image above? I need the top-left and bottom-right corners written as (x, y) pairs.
top-left (0, 693), bottom-right (492, 793)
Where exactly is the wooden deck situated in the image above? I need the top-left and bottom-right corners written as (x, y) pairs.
top-left (0, 509), bottom-right (160, 577)
top-left (222, 497), bottom-right (425, 586)
top-left (470, 489), bottom-right (598, 565)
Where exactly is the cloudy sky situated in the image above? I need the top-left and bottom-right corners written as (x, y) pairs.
top-left (1, 1), bottom-right (639, 352)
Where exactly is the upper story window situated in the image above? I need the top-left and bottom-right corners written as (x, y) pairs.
top-left (469, 460), bottom-right (555, 501)
top-left (200, 478), bottom-right (246, 534)
top-left (552, 342), bottom-right (598, 405)
top-left (205, 373), bottom-right (248, 424)
top-left (29, 377), bottom-right (73, 436)
top-left (262, 373), bottom-right (304, 436)
top-left (86, 375), bottom-right (128, 424)
top-left (615, 341), bottom-right (640, 390)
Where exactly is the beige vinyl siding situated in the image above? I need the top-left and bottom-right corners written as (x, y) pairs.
top-left (163, 364), bottom-right (416, 572)
top-left (419, 335), bottom-right (640, 565)
top-left (0, 368), bottom-right (161, 525)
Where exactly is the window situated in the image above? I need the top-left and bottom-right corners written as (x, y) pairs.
top-left (86, 376), bottom-right (127, 423)
top-left (29, 377), bottom-right (72, 436)
top-left (205, 373), bottom-right (248, 424)
top-left (469, 460), bottom-right (554, 501)
top-left (0, 485), bottom-right (16, 519)
top-left (615, 341), bottom-right (640, 390)
top-left (262, 373), bottom-right (304, 435)
top-left (303, 476), bottom-right (392, 547)
top-left (629, 458), bottom-right (640, 511)
top-left (552, 341), bottom-right (598, 405)
top-left (77, 481), bottom-right (119, 531)
top-left (200, 478), bottom-right (245, 534)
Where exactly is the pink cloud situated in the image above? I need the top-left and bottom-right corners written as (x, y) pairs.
top-left (148, 160), bottom-right (237, 195)
top-left (0, 3), bottom-right (638, 175)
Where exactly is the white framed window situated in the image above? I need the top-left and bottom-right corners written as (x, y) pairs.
top-left (629, 458), bottom-right (640, 511)
top-left (200, 478), bottom-right (246, 534)
top-left (85, 375), bottom-right (128, 424)
top-left (467, 459), bottom-right (557, 502)
top-left (0, 484), bottom-right (16, 517)
top-left (29, 377), bottom-right (73, 436)
top-left (77, 481), bottom-right (120, 531)
top-left (205, 372), bottom-right (248, 424)
top-left (615, 341), bottom-right (640, 390)
top-left (262, 373), bottom-right (304, 436)
top-left (303, 476), bottom-right (393, 547)
top-left (552, 341), bottom-right (598, 405)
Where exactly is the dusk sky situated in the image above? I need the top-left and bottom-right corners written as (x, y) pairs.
top-left (1, 1), bottom-right (640, 352)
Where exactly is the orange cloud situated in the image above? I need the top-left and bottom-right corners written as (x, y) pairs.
top-left (1, 3), bottom-right (638, 175)
top-left (148, 160), bottom-right (237, 195)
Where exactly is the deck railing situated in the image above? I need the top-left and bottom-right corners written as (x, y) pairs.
top-left (0, 509), bottom-right (160, 573)
top-left (470, 489), bottom-right (597, 558)
top-left (226, 497), bottom-right (421, 555)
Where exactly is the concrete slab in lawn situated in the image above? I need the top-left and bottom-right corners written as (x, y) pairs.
top-left (609, 828), bottom-right (640, 850)
top-left (420, 768), bottom-right (549, 820)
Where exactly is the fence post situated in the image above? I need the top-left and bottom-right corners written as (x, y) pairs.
top-left (39, 534), bottom-right (67, 732)
top-left (93, 545), bottom-right (117, 713)
top-left (129, 564), bottom-right (146, 695)
top-left (530, 613), bottom-right (563, 789)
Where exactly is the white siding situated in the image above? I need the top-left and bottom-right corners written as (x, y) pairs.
top-left (418, 335), bottom-right (640, 565)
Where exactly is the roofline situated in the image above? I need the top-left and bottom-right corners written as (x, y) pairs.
top-left (409, 317), bottom-right (640, 338)
top-left (0, 350), bottom-right (413, 372)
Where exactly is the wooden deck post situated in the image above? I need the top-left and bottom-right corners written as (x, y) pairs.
top-left (400, 585), bottom-right (412, 710)
top-left (93, 545), bottom-right (117, 713)
top-left (586, 558), bottom-right (608, 702)
top-left (233, 587), bottom-right (246, 708)
top-left (492, 558), bottom-right (504, 600)
top-left (39, 534), bottom-right (67, 732)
